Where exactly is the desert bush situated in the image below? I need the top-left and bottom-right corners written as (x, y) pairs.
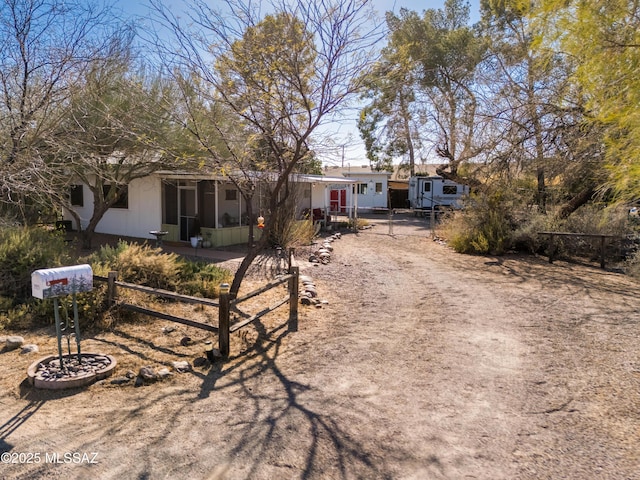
top-left (0, 226), bottom-right (70, 304)
top-left (625, 248), bottom-right (640, 280)
top-left (92, 242), bottom-right (183, 290)
top-left (85, 241), bottom-right (232, 297)
top-left (439, 191), bottom-right (514, 255)
top-left (1, 239), bottom-right (232, 331)
top-left (511, 212), bottom-right (562, 254)
top-left (348, 218), bottom-right (370, 230)
top-left (177, 260), bottom-right (233, 298)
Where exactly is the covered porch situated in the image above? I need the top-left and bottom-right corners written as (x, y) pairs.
top-left (157, 173), bottom-right (359, 248)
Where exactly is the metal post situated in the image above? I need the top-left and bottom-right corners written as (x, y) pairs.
top-left (53, 298), bottom-right (64, 368)
top-left (218, 283), bottom-right (230, 357)
top-left (288, 248), bottom-right (295, 274)
top-left (600, 235), bottom-right (606, 269)
top-left (289, 266), bottom-right (299, 332)
top-left (72, 292), bottom-right (82, 362)
top-left (430, 208), bottom-right (436, 239)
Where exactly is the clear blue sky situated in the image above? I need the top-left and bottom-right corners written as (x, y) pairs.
top-left (115, 0), bottom-right (482, 166)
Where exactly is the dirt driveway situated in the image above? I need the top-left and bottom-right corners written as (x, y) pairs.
top-left (1, 212), bottom-right (639, 479)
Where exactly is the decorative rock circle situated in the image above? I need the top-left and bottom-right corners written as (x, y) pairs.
top-left (27, 353), bottom-right (117, 390)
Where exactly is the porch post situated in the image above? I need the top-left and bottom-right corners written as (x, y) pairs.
top-left (214, 181), bottom-right (219, 229)
top-left (353, 182), bottom-right (358, 227)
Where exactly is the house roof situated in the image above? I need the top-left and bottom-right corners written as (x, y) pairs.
top-left (292, 174), bottom-right (361, 184)
top-left (154, 170), bottom-right (360, 184)
top-left (323, 165), bottom-right (391, 177)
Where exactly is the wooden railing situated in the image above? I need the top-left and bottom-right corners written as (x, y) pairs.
top-left (538, 232), bottom-right (620, 269)
top-left (95, 265), bottom-right (299, 357)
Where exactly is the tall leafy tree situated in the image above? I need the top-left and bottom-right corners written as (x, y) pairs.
top-left (153, 0), bottom-right (381, 296)
top-left (536, 0), bottom-right (640, 202)
top-left (478, 0), bottom-right (604, 213)
top-left (368, 1), bottom-right (487, 183)
top-left (358, 13), bottom-right (420, 175)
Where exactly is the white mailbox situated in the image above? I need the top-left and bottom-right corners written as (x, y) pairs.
top-left (31, 264), bottom-right (93, 299)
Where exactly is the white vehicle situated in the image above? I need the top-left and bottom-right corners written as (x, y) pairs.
top-left (408, 176), bottom-right (469, 213)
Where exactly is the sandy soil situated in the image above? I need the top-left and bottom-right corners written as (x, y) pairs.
top-left (1, 212), bottom-right (639, 479)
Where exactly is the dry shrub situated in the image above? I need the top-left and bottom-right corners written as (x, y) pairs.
top-left (86, 241), bottom-right (232, 297)
top-left (109, 243), bottom-right (182, 290)
top-left (439, 192), bottom-right (513, 255)
top-left (269, 186), bottom-right (318, 247)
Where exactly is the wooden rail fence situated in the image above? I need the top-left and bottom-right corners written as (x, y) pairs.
top-left (94, 265), bottom-right (299, 357)
top-left (538, 231), bottom-right (620, 269)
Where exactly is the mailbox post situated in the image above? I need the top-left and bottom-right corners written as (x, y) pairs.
top-left (31, 264), bottom-right (93, 369)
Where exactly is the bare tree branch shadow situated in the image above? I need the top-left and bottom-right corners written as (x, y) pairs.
top-left (191, 318), bottom-right (393, 479)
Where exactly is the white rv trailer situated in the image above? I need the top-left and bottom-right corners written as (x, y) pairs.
top-left (408, 176), bottom-right (469, 213)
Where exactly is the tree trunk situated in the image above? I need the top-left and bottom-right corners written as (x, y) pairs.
top-left (82, 200), bottom-right (110, 249)
top-left (399, 93), bottom-right (416, 177)
top-left (555, 186), bottom-right (595, 220)
top-left (537, 166), bottom-right (547, 214)
top-left (230, 234), bottom-right (268, 298)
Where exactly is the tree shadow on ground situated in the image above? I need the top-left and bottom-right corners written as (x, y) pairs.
top-left (192, 318), bottom-right (394, 479)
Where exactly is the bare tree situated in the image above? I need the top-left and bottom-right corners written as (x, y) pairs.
top-left (46, 53), bottom-right (185, 249)
top-left (150, 0), bottom-right (382, 296)
top-left (0, 0), bottom-right (125, 222)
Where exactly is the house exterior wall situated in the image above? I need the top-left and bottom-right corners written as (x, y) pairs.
top-left (342, 172), bottom-right (388, 211)
top-left (64, 176), bottom-right (162, 240)
top-left (65, 172), bottom-right (358, 246)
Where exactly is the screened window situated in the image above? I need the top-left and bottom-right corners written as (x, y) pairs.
top-left (357, 184), bottom-right (367, 195)
top-left (225, 189), bottom-right (237, 201)
top-left (70, 185), bottom-right (84, 206)
top-left (163, 181), bottom-right (178, 224)
top-left (103, 184), bottom-right (128, 209)
top-left (443, 185), bottom-right (458, 195)
top-left (375, 182), bottom-right (383, 194)
top-left (198, 180), bottom-right (216, 228)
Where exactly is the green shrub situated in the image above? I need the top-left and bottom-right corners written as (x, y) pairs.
top-left (440, 192), bottom-right (513, 255)
top-left (177, 260), bottom-right (233, 298)
top-left (0, 226), bottom-right (70, 303)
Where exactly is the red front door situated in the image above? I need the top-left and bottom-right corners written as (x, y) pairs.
top-left (330, 189), bottom-right (347, 213)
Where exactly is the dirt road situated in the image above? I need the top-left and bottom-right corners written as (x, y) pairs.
top-left (1, 212), bottom-right (639, 479)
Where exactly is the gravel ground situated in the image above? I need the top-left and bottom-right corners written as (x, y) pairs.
top-left (1, 212), bottom-right (639, 479)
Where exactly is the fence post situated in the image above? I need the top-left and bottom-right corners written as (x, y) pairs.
top-left (548, 233), bottom-right (555, 263)
top-left (107, 271), bottom-right (118, 307)
top-left (288, 248), bottom-right (295, 273)
top-left (218, 283), bottom-right (230, 357)
top-left (288, 266), bottom-right (299, 332)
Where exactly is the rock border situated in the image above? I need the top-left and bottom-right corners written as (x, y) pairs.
top-left (27, 353), bottom-right (117, 390)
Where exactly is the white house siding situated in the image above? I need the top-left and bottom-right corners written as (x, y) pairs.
top-left (341, 172), bottom-right (389, 212)
top-left (65, 176), bottom-right (162, 240)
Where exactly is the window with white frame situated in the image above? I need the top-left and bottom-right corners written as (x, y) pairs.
top-left (375, 182), bottom-right (383, 194)
top-left (357, 184), bottom-right (367, 195)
